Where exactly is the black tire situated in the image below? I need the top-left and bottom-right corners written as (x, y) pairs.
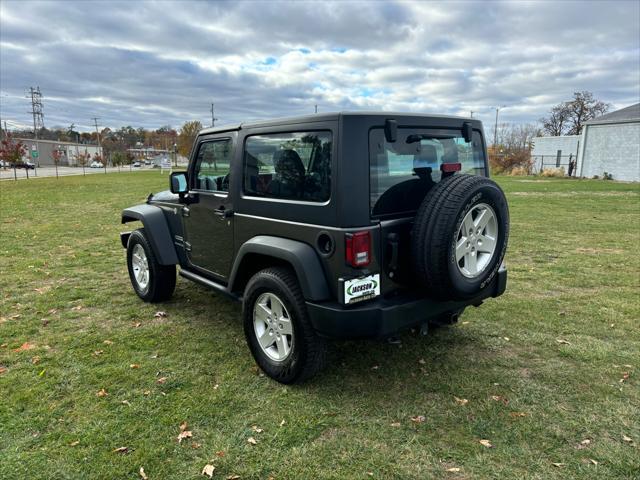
top-left (412, 174), bottom-right (509, 300)
top-left (243, 267), bottom-right (327, 384)
top-left (126, 228), bottom-right (176, 303)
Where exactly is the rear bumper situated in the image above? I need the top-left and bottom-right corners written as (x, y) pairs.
top-left (306, 265), bottom-right (507, 339)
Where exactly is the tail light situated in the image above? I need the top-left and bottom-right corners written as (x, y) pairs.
top-left (345, 231), bottom-right (371, 267)
top-left (441, 162), bottom-right (462, 173)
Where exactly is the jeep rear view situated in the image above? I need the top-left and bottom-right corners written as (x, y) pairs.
top-left (120, 112), bottom-right (509, 383)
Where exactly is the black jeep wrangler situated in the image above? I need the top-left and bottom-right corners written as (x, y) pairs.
top-left (121, 112), bottom-right (509, 383)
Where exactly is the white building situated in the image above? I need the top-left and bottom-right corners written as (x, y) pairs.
top-left (531, 103), bottom-right (640, 181)
top-left (577, 103), bottom-right (640, 181)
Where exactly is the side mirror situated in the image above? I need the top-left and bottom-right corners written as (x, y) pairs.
top-left (462, 122), bottom-right (473, 143)
top-left (384, 119), bottom-right (397, 143)
top-left (170, 172), bottom-right (188, 195)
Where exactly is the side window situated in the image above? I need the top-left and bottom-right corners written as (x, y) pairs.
top-left (193, 139), bottom-right (232, 192)
top-left (243, 131), bottom-right (331, 202)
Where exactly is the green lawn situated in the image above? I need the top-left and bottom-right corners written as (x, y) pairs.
top-left (1, 173), bottom-right (638, 479)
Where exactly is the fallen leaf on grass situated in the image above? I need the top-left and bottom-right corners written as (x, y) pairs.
top-left (589, 459), bottom-right (599, 466)
top-left (213, 384), bottom-right (219, 390)
top-left (31, 356), bottom-right (40, 364)
top-left (418, 358), bottom-right (426, 365)
top-left (143, 390), bottom-right (151, 396)
top-left (180, 421), bottom-right (188, 431)
top-left (279, 419), bottom-right (285, 427)
top-left (576, 438), bottom-right (591, 449)
top-left (491, 395), bottom-right (509, 405)
top-left (620, 372), bottom-right (630, 383)
top-left (93, 350), bottom-right (104, 356)
top-left (551, 462), bottom-right (565, 468)
top-left (157, 377), bottom-right (167, 384)
top-left (445, 467), bottom-right (461, 472)
top-left (191, 442), bottom-right (201, 449)
top-left (503, 337), bottom-right (510, 341)
top-left (247, 437), bottom-right (258, 445)
top-left (113, 446), bottom-right (129, 454)
top-left (1, 343), bottom-right (7, 348)
top-left (13, 342), bottom-right (35, 352)
top-left (556, 339), bottom-right (571, 345)
top-left (479, 439), bottom-right (494, 448)
top-left (251, 425), bottom-right (264, 433)
top-left (411, 415), bottom-right (426, 423)
top-left (371, 365), bottom-right (379, 370)
top-left (139, 467), bottom-right (148, 480)
top-left (178, 430), bottom-right (193, 443)
top-left (103, 340), bottom-right (113, 345)
top-left (71, 305), bottom-right (83, 311)
top-left (130, 364), bottom-right (140, 369)
top-left (121, 400), bottom-right (131, 407)
top-left (133, 322), bottom-right (142, 328)
top-left (0, 366), bottom-right (7, 375)
top-left (201, 464), bottom-right (215, 478)
top-left (622, 434), bottom-right (633, 443)
top-left (226, 475), bottom-right (240, 480)
top-left (390, 422), bottom-right (401, 427)
top-left (154, 311), bottom-right (167, 318)
top-left (96, 389), bottom-right (108, 397)
top-left (509, 412), bottom-right (527, 418)
top-left (215, 450), bottom-right (225, 457)
top-left (454, 396), bottom-right (469, 405)
top-left (69, 440), bottom-right (80, 446)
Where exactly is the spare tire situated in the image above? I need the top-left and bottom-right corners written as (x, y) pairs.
top-left (411, 174), bottom-right (509, 300)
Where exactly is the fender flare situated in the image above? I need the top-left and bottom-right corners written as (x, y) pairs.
top-left (121, 204), bottom-right (178, 265)
top-left (229, 236), bottom-right (330, 301)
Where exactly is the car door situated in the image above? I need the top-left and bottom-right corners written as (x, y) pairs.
top-left (182, 136), bottom-right (235, 281)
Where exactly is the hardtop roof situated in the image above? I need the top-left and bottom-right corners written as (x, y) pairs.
top-left (198, 111), bottom-right (478, 136)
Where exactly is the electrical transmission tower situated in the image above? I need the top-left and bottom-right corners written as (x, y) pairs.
top-left (27, 86), bottom-right (45, 139)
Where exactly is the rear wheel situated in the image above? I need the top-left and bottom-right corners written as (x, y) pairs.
top-left (126, 229), bottom-right (176, 302)
top-left (243, 267), bottom-right (327, 384)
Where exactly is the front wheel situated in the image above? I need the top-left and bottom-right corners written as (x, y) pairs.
top-left (126, 229), bottom-right (176, 302)
top-left (243, 267), bottom-right (327, 384)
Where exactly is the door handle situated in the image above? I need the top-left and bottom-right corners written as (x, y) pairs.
top-left (214, 207), bottom-right (233, 218)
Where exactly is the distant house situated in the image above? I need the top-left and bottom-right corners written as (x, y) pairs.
top-left (532, 103), bottom-right (640, 181)
top-left (577, 103), bottom-right (640, 181)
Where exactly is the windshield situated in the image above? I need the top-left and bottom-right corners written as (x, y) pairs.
top-left (369, 127), bottom-right (486, 217)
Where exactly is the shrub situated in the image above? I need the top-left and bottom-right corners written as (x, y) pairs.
top-left (540, 168), bottom-right (565, 178)
top-left (509, 166), bottom-right (530, 176)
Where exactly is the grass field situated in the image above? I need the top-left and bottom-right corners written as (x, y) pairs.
top-left (1, 172), bottom-right (638, 479)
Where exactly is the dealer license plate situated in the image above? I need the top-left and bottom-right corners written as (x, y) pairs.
top-left (343, 274), bottom-right (380, 304)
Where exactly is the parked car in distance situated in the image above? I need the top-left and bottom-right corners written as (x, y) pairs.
top-left (90, 161), bottom-right (104, 168)
top-left (121, 112), bottom-right (510, 383)
top-left (132, 161), bottom-right (141, 168)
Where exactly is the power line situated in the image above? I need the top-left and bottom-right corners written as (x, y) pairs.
top-left (27, 86), bottom-right (45, 139)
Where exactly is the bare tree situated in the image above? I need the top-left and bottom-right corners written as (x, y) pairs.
top-left (540, 91), bottom-right (610, 136)
top-left (565, 91), bottom-right (610, 135)
top-left (540, 103), bottom-right (571, 136)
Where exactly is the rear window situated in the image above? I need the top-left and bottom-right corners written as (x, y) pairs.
top-left (369, 128), bottom-right (486, 216)
top-left (244, 131), bottom-right (332, 202)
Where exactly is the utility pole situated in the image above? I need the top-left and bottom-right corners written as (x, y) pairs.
top-left (92, 117), bottom-right (104, 168)
top-left (210, 103), bottom-right (218, 127)
top-left (470, 110), bottom-right (474, 118)
top-left (315, 104), bottom-right (318, 114)
top-left (493, 106), bottom-right (506, 147)
top-left (27, 86), bottom-right (45, 139)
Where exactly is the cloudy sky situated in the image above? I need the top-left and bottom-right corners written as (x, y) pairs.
top-left (1, 0), bottom-right (639, 133)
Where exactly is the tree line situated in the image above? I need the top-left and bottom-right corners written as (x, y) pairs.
top-left (6, 120), bottom-right (204, 160)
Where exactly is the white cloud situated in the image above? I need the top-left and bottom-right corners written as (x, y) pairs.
top-left (0, 0), bottom-right (638, 132)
